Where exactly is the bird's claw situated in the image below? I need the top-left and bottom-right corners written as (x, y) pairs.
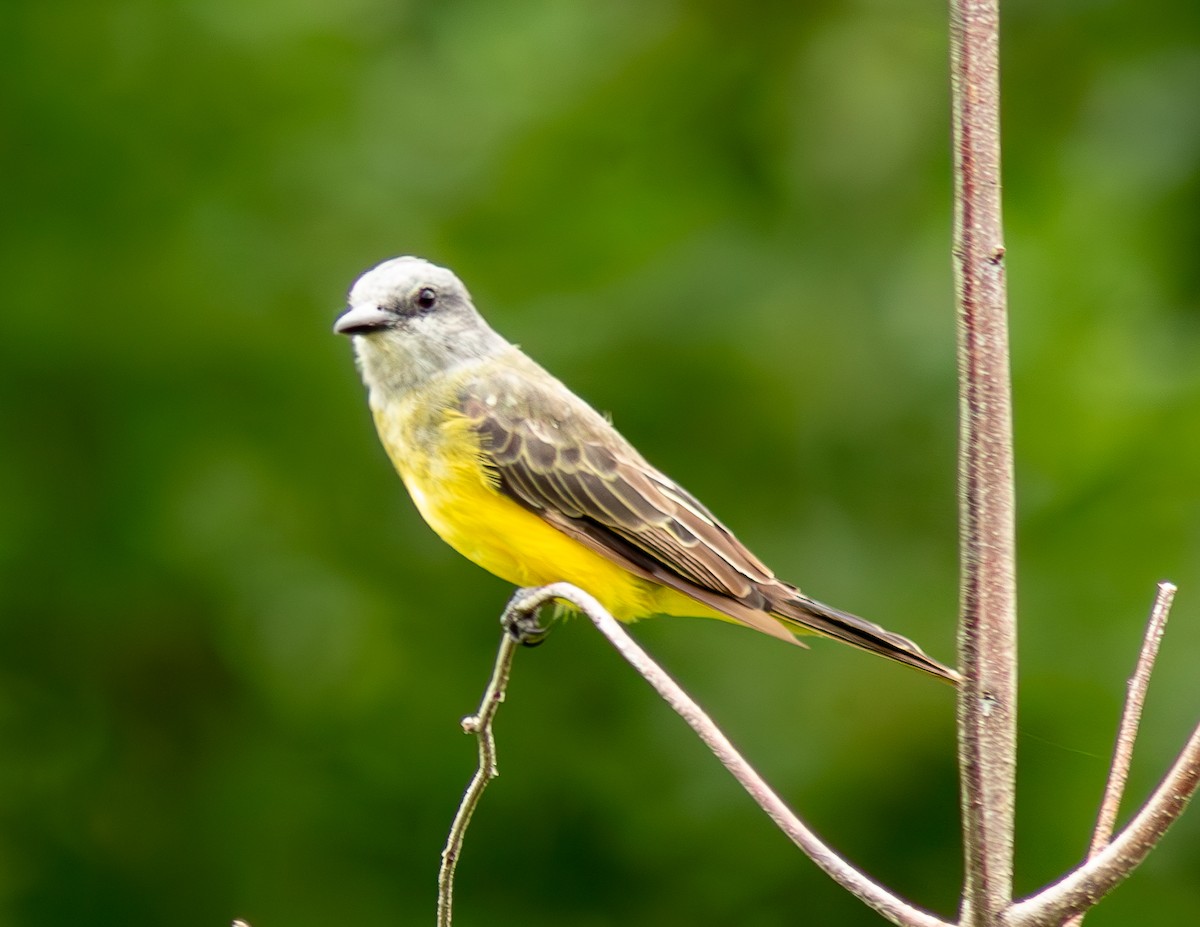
top-left (501, 588), bottom-right (551, 647)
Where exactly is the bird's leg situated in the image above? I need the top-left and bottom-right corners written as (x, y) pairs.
top-left (501, 587), bottom-right (551, 647)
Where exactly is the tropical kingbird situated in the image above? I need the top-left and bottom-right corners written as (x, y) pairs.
top-left (335, 256), bottom-right (957, 683)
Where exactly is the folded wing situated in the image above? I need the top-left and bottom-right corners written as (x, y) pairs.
top-left (458, 365), bottom-right (958, 683)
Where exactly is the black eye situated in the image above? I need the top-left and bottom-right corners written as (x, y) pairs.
top-left (416, 287), bottom-right (437, 310)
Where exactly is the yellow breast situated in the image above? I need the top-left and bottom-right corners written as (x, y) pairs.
top-left (370, 395), bottom-right (685, 622)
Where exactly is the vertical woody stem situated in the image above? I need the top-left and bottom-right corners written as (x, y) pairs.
top-left (950, 0), bottom-right (1017, 923)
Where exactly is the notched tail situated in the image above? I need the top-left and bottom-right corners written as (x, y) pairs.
top-left (773, 592), bottom-right (960, 685)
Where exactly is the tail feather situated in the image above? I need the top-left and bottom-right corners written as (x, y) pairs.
top-left (772, 592), bottom-right (960, 685)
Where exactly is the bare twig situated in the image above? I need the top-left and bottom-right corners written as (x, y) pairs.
top-left (949, 0), bottom-right (1017, 924)
top-left (506, 582), bottom-right (953, 927)
top-left (1088, 582), bottom-right (1177, 852)
top-left (1063, 582), bottom-right (1177, 927)
top-left (436, 630), bottom-right (520, 927)
top-left (1007, 714), bottom-right (1200, 927)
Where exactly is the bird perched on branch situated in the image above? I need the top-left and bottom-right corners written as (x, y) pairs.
top-left (335, 256), bottom-right (957, 684)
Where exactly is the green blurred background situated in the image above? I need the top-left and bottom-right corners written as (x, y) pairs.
top-left (3, 0), bottom-right (1199, 924)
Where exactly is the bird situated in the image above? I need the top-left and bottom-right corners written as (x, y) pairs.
top-left (334, 256), bottom-right (958, 684)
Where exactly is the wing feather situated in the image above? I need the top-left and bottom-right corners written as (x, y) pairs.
top-left (461, 376), bottom-right (779, 610)
top-left (456, 365), bottom-right (958, 683)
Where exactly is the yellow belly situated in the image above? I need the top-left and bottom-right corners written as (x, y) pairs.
top-left (372, 399), bottom-right (721, 623)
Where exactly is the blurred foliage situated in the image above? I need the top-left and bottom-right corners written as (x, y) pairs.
top-left (2, 0), bottom-right (1199, 925)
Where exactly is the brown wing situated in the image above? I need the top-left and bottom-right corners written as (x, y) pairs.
top-left (458, 360), bottom-right (959, 683)
top-left (458, 365), bottom-right (781, 612)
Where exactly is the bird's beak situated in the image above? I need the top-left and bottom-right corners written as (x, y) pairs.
top-left (333, 304), bottom-right (392, 336)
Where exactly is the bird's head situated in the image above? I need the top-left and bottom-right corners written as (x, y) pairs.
top-left (335, 256), bottom-right (507, 397)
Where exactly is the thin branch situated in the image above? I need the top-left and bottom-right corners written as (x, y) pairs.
top-left (436, 630), bottom-right (520, 927)
top-left (949, 0), bottom-right (1017, 923)
top-left (507, 582), bottom-right (953, 927)
top-left (1088, 582), bottom-right (1176, 852)
top-left (1063, 582), bottom-right (1176, 927)
top-left (1007, 714), bottom-right (1200, 927)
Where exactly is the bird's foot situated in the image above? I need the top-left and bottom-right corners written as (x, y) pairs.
top-left (501, 587), bottom-right (552, 647)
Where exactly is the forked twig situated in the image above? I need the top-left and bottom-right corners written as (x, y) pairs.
top-left (436, 630), bottom-right (520, 927)
top-left (508, 583), bottom-right (953, 927)
top-left (1007, 717), bottom-right (1200, 927)
top-left (946, 0), bottom-right (1200, 922)
top-left (1063, 582), bottom-right (1176, 927)
top-left (1008, 582), bottom-right (1200, 927)
top-left (433, 586), bottom-right (1197, 927)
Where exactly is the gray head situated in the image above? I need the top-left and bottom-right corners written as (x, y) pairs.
top-left (334, 256), bottom-right (509, 398)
